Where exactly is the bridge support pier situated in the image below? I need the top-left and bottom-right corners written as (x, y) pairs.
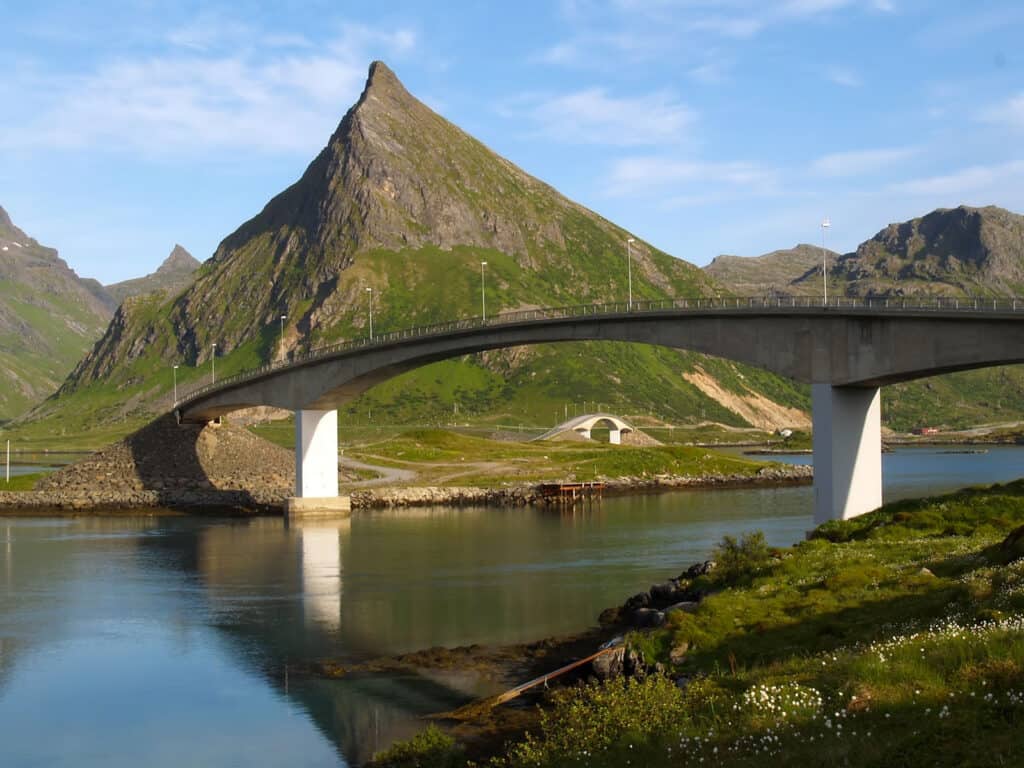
top-left (287, 409), bottom-right (350, 519)
top-left (812, 384), bottom-right (882, 525)
top-left (609, 429), bottom-right (622, 445)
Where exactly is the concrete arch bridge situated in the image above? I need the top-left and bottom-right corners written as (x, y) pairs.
top-left (174, 296), bottom-right (1024, 524)
top-left (533, 414), bottom-right (636, 444)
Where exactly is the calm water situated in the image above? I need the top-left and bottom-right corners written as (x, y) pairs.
top-left (0, 447), bottom-right (1021, 766)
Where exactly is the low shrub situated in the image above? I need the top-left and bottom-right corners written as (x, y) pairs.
top-left (370, 725), bottom-right (466, 768)
top-left (712, 530), bottom-right (772, 585)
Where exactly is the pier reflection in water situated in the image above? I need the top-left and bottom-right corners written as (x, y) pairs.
top-left (0, 446), bottom-right (1022, 765)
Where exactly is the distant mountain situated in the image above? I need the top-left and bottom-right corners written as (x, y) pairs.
top-left (34, 61), bottom-right (818, 436)
top-left (105, 245), bottom-right (200, 305)
top-left (706, 205), bottom-right (1024, 430)
top-left (705, 244), bottom-right (836, 296)
top-left (0, 205), bottom-right (114, 421)
top-left (808, 205), bottom-right (1024, 297)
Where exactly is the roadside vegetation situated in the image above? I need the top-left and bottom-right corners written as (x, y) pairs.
top-left (373, 480), bottom-right (1024, 767)
top-left (251, 425), bottom-right (779, 486)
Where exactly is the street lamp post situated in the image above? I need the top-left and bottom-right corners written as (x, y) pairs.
top-left (626, 238), bottom-right (636, 311)
top-left (211, 343), bottom-right (217, 385)
top-left (821, 217), bottom-right (831, 306)
top-left (366, 287), bottom-right (374, 340)
top-left (279, 314), bottom-right (287, 358)
top-left (172, 364), bottom-right (179, 405)
top-left (480, 261), bottom-right (488, 321)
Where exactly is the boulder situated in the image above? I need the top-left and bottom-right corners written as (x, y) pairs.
top-left (631, 608), bottom-right (666, 628)
top-left (623, 592), bottom-right (651, 612)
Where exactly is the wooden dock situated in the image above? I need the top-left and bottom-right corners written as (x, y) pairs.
top-left (537, 482), bottom-right (605, 505)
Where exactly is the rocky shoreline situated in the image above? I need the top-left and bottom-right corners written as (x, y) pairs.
top-left (0, 464), bottom-right (813, 514)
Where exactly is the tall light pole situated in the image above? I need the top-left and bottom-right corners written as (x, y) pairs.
top-left (821, 217), bottom-right (831, 306)
top-left (279, 314), bottom-right (287, 358)
top-left (211, 343), bottom-right (217, 385)
top-left (172, 364), bottom-right (179, 405)
top-left (365, 287), bottom-right (374, 340)
top-left (480, 261), bottom-right (488, 321)
top-left (626, 238), bottom-right (636, 311)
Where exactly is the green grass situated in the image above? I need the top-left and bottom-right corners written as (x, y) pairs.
top-left (0, 472), bottom-right (45, 492)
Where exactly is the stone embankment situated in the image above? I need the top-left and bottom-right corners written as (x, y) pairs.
top-left (351, 485), bottom-right (538, 508)
top-left (0, 414), bottom-right (297, 513)
top-left (602, 463), bottom-right (812, 493)
top-left (349, 464), bottom-right (812, 509)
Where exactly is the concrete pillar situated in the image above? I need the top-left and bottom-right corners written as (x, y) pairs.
top-left (609, 429), bottom-right (621, 445)
top-left (812, 384), bottom-right (882, 525)
top-left (288, 409), bottom-right (350, 518)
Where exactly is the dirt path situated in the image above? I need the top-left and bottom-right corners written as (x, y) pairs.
top-left (347, 452), bottom-right (538, 486)
top-left (339, 456), bottom-right (418, 487)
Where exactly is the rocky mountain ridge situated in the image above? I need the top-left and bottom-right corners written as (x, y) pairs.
top-left (0, 206), bottom-right (114, 420)
top-left (0, 204), bottom-right (202, 422)
top-left (707, 206), bottom-right (1024, 299)
top-left (105, 245), bottom-right (201, 305)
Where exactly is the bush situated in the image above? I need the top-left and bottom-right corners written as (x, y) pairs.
top-left (498, 676), bottom-right (688, 768)
top-left (712, 531), bottom-right (772, 585)
top-left (371, 725), bottom-right (466, 768)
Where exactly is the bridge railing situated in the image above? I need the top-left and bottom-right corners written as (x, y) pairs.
top-left (175, 294), bottom-right (1024, 408)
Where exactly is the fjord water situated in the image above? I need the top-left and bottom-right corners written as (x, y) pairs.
top-left (1, 447), bottom-right (1021, 766)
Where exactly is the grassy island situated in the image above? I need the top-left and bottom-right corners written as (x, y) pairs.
top-left (375, 480), bottom-right (1024, 767)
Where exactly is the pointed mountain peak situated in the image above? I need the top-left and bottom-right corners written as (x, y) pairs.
top-left (0, 205), bottom-right (12, 230)
top-left (156, 244), bottom-right (199, 275)
top-left (365, 60), bottom-right (402, 92)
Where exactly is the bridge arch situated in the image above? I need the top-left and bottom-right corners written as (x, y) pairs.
top-left (533, 413), bottom-right (636, 444)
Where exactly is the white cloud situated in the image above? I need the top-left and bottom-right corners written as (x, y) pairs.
top-left (538, 0), bottom-right (895, 70)
top-left (825, 66), bottom-right (863, 88)
top-left (890, 161), bottom-right (1024, 198)
top-left (608, 156), bottom-right (780, 198)
top-left (981, 93), bottom-right (1024, 130)
top-left (782, 0), bottom-right (853, 16)
top-left (502, 89), bottom-right (695, 146)
top-left (811, 147), bottom-right (917, 176)
top-left (1, 23), bottom-right (417, 155)
top-left (689, 59), bottom-right (731, 84)
top-left (690, 15), bottom-right (764, 38)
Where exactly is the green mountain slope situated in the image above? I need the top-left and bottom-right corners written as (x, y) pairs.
top-left (105, 244), bottom-right (200, 305)
top-left (0, 206), bottom-right (114, 422)
top-left (26, 61), bottom-right (817, 438)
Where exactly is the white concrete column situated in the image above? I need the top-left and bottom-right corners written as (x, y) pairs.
top-left (296, 409), bottom-right (339, 497)
top-left (287, 409), bottom-right (350, 518)
top-left (577, 428), bottom-right (592, 439)
top-left (609, 429), bottom-right (622, 445)
top-left (812, 384), bottom-right (882, 525)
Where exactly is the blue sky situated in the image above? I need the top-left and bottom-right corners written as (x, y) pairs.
top-left (2, 0), bottom-right (1023, 284)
